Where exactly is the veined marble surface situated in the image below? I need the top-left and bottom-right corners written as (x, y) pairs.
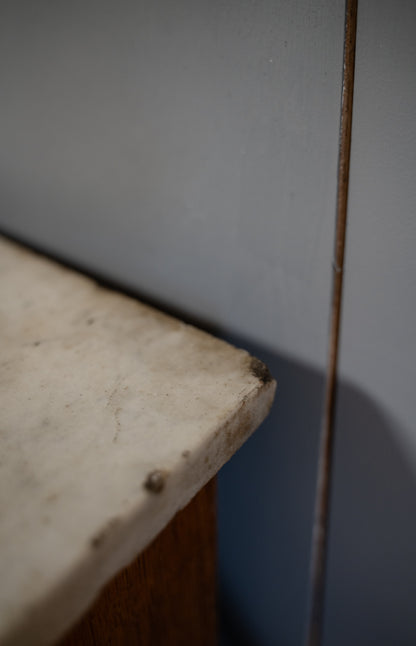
top-left (0, 237), bottom-right (276, 646)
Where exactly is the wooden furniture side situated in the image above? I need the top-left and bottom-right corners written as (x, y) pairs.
top-left (59, 478), bottom-right (217, 646)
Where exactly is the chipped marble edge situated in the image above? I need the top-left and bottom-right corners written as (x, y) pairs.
top-left (3, 378), bottom-right (275, 646)
top-left (0, 236), bottom-right (276, 646)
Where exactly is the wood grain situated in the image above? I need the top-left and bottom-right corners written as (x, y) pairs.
top-left (58, 478), bottom-right (217, 646)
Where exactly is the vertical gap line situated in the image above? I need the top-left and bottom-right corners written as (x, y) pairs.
top-left (305, 1), bottom-right (358, 645)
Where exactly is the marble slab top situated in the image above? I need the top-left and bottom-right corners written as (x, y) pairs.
top-left (0, 236), bottom-right (276, 645)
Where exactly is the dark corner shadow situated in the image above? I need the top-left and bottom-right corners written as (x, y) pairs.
top-left (214, 335), bottom-right (416, 646)
top-left (216, 336), bottom-right (325, 646)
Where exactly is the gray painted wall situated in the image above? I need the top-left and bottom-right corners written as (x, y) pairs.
top-left (325, 2), bottom-right (416, 645)
top-left (0, 0), bottom-right (343, 367)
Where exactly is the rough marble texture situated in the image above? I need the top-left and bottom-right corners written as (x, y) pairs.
top-left (0, 237), bottom-right (276, 646)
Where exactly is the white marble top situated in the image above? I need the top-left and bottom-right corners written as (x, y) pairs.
top-left (0, 237), bottom-right (276, 646)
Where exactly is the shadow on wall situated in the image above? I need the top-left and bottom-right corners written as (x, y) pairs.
top-left (218, 337), bottom-right (416, 646)
top-left (218, 338), bottom-right (324, 646)
top-left (324, 384), bottom-right (416, 646)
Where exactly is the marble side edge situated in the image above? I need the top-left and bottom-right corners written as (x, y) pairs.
top-left (4, 381), bottom-right (275, 646)
top-left (0, 236), bottom-right (276, 646)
